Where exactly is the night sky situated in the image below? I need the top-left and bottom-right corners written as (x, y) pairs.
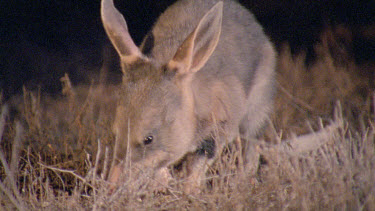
top-left (1, 0), bottom-right (375, 100)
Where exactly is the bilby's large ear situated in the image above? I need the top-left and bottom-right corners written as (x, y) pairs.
top-left (168, 1), bottom-right (223, 74)
top-left (101, 0), bottom-right (141, 62)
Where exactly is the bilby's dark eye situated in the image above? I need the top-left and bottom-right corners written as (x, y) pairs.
top-left (143, 136), bottom-right (153, 145)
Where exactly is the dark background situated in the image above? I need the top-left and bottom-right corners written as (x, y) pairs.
top-left (1, 0), bottom-right (375, 100)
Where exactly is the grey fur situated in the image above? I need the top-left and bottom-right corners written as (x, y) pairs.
top-left (101, 0), bottom-right (276, 191)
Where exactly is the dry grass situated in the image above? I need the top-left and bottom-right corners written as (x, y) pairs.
top-left (0, 39), bottom-right (374, 210)
top-left (272, 37), bottom-right (373, 138)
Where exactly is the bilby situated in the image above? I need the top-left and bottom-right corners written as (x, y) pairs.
top-left (101, 0), bottom-right (276, 192)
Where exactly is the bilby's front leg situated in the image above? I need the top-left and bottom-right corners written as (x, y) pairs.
top-left (182, 137), bottom-right (225, 194)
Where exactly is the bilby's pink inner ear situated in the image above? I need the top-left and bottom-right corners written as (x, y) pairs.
top-left (101, 0), bottom-right (142, 63)
top-left (168, 1), bottom-right (223, 74)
